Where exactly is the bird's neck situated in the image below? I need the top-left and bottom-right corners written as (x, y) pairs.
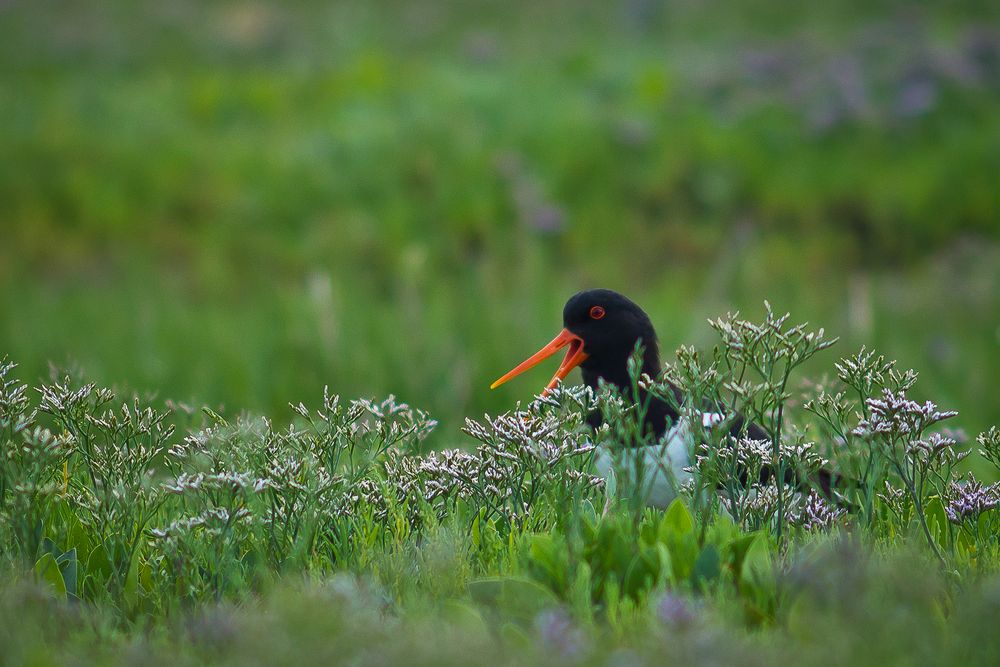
top-left (581, 349), bottom-right (680, 441)
top-left (581, 349), bottom-right (661, 394)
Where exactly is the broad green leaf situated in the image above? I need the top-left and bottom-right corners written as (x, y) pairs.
top-left (63, 509), bottom-right (92, 561)
top-left (923, 497), bottom-right (948, 548)
top-left (740, 535), bottom-right (774, 592)
top-left (658, 501), bottom-right (698, 583)
top-left (41, 537), bottom-right (62, 560)
top-left (87, 547), bottom-right (112, 582)
top-left (604, 578), bottom-right (621, 625)
top-left (691, 545), bottom-right (721, 589)
top-left (468, 577), bottom-right (559, 623)
top-left (471, 511), bottom-right (482, 548)
top-left (660, 498), bottom-right (694, 540)
top-left (34, 553), bottom-right (67, 600)
top-left (579, 499), bottom-right (599, 526)
top-left (569, 562), bottom-right (594, 624)
top-left (726, 533), bottom-right (760, 577)
top-left (623, 548), bottom-right (660, 599)
top-left (56, 548), bottom-right (78, 598)
top-left (442, 601), bottom-right (488, 634)
top-left (37, 538), bottom-right (79, 598)
top-left (655, 544), bottom-right (673, 586)
top-left (704, 512), bottom-right (738, 548)
top-left (499, 621), bottom-right (531, 649)
top-left (593, 517), bottom-right (633, 576)
top-left (124, 550), bottom-right (142, 609)
top-left (604, 466), bottom-right (618, 502)
top-left (139, 561), bottom-right (154, 593)
top-left (527, 534), bottom-right (567, 593)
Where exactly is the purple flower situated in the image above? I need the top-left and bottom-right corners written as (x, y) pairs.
top-left (795, 491), bottom-right (846, 532)
top-left (945, 478), bottom-right (1000, 525)
top-left (656, 593), bottom-right (696, 628)
top-left (894, 77), bottom-right (938, 118)
top-left (534, 609), bottom-right (586, 660)
top-left (853, 389), bottom-right (958, 439)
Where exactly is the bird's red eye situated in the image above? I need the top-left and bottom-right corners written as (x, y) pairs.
top-left (589, 305), bottom-right (606, 320)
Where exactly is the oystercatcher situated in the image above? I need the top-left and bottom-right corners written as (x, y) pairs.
top-left (491, 289), bottom-right (829, 508)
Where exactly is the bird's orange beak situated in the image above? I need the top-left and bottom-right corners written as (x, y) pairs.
top-left (490, 328), bottom-right (589, 395)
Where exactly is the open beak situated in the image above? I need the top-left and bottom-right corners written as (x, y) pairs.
top-left (490, 328), bottom-right (589, 395)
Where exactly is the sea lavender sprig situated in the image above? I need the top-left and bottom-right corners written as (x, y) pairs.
top-left (944, 478), bottom-right (999, 525)
top-left (977, 427), bottom-right (1000, 474)
top-left (707, 304), bottom-right (838, 538)
top-left (852, 388), bottom-right (959, 560)
top-left (793, 491), bottom-right (847, 532)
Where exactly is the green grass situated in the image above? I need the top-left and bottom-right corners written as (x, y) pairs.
top-left (2, 0), bottom-right (999, 434)
top-left (1, 312), bottom-right (1000, 664)
top-left (2, 0), bottom-right (1000, 663)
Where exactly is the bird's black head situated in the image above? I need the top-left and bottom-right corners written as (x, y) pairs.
top-left (562, 289), bottom-right (660, 389)
top-left (491, 288), bottom-right (661, 395)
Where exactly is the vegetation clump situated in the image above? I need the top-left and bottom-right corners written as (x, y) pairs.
top-left (2, 305), bottom-right (999, 664)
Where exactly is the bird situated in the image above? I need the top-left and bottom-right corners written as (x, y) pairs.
top-left (490, 288), bottom-right (834, 508)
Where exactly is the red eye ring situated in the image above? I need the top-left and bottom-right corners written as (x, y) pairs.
top-left (589, 305), bottom-right (606, 320)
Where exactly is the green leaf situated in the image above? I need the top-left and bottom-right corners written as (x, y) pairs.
top-left (604, 578), bottom-right (621, 625)
top-left (56, 548), bottom-right (78, 599)
top-left (527, 534), bottom-right (568, 594)
top-left (63, 509), bottom-right (93, 561)
top-left (591, 516), bottom-right (633, 576)
top-left (691, 545), bottom-right (721, 589)
top-left (660, 498), bottom-right (694, 539)
top-left (704, 513), bottom-right (739, 548)
top-left (579, 499), bottom-right (599, 526)
top-left (471, 511), bottom-right (482, 548)
top-left (124, 549), bottom-right (142, 609)
top-left (442, 601), bottom-right (488, 634)
top-left (623, 548), bottom-right (660, 599)
top-left (924, 497), bottom-right (948, 548)
top-left (579, 508), bottom-right (598, 543)
top-left (658, 500), bottom-right (698, 583)
top-left (34, 553), bottom-right (67, 600)
top-left (468, 577), bottom-right (559, 623)
top-left (569, 562), bottom-right (594, 624)
top-left (139, 560), bottom-right (154, 593)
top-left (725, 532), bottom-right (760, 577)
top-left (655, 544), bottom-right (673, 586)
top-left (87, 546), bottom-right (112, 578)
top-left (603, 466), bottom-right (618, 502)
top-left (740, 534), bottom-right (775, 600)
top-left (41, 537), bottom-right (62, 560)
top-left (38, 538), bottom-right (78, 599)
top-left (499, 622), bottom-right (531, 649)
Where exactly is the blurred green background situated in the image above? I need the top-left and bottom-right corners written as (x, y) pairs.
top-left (1, 0), bottom-right (998, 440)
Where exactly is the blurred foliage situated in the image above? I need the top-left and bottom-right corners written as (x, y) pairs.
top-left (1, 335), bottom-right (999, 664)
top-left (1, 0), bottom-right (998, 436)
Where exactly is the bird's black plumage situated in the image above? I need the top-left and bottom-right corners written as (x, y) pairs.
top-left (561, 289), bottom-right (682, 439)
top-left (562, 288), bottom-right (763, 440)
top-left (558, 289), bottom-right (837, 496)
top-left (491, 288), bottom-right (843, 498)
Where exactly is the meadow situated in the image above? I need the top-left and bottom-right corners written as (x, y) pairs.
top-left (1, 0), bottom-right (1000, 664)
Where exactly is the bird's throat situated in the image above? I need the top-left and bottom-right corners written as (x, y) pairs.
top-left (580, 351), bottom-right (661, 394)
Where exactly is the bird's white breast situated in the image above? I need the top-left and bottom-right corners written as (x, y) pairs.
top-left (593, 412), bottom-right (724, 509)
